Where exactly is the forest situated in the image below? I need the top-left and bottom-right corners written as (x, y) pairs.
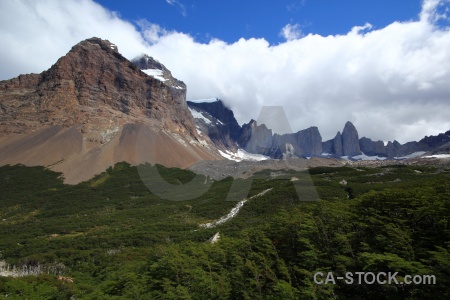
top-left (0, 162), bottom-right (449, 299)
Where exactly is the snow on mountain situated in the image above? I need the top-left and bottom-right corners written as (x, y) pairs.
top-left (394, 151), bottom-right (427, 159)
top-left (423, 154), bottom-right (450, 159)
top-left (341, 152), bottom-right (387, 161)
top-left (189, 98), bottom-right (219, 103)
top-left (142, 69), bottom-right (166, 82)
top-left (188, 107), bottom-right (212, 125)
top-left (218, 149), bottom-right (269, 162)
top-left (352, 153), bottom-right (387, 161)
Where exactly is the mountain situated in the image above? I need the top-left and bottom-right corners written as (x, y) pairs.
top-left (186, 98), bottom-right (241, 151)
top-left (0, 37), bottom-right (219, 183)
top-left (419, 130), bottom-right (450, 149)
top-left (322, 122), bottom-right (450, 159)
top-left (235, 120), bottom-right (322, 158)
top-left (322, 122), bottom-right (361, 157)
top-left (187, 98), bottom-right (449, 159)
top-left (356, 130), bottom-right (450, 158)
top-left (271, 126), bottom-right (323, 158)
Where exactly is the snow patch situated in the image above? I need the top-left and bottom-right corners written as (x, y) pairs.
top-left (195, 126), bottom-right (203, 136)
top-left (394, 151), bottom-right (427, 159)
top-left (142, 69), bottom-right (166, 82)
top-left (188, 108), bottom-right (212, 124)
top-left (352, 153), bottom-right (387, 161)
top-left (423, 154), bottom-right (450, 159)
top-left (219, 149), bottom-right (269, 162)
top-left (189, 98), bottom-right (218, 103)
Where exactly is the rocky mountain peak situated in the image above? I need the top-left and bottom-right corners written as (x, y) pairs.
top-left (0, 37), bottom-right (194, 137)
top-left (133, 54), bottom-right (167, 72)
top-left (74, 37), bottom-right (120, 54)
top-left (343, 121), bottom-right (357, 133)
top-left (333, 131), bottom-right (343, 156)
top-left (0, 37), bottom-right (220, 183)
top-left (342, 121), bottom-right (362, 156)
top-left (132, 54), bottom-right (186, 90)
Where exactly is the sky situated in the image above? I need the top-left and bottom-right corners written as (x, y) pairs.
top-left (1, 0), bottom-right (450, 143)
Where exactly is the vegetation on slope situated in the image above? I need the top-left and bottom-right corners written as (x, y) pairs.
top-left (0, 163), bottom-right (449, 299)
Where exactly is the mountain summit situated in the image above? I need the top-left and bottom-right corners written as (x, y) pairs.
top-left (0, 37), bottom-right (219, 183)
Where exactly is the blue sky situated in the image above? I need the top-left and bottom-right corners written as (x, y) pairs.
top-left (96, 0), bottom-right (423, 44)
top-left (1, 0), bottom-right (450, 143)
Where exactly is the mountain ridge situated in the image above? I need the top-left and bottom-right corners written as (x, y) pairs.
top-left (187, 99), bottom-right (449, 159)
top-left (0, 37), bottom-right (220, 183)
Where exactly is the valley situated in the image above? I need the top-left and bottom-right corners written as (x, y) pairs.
top-left (0, 162), bottom-right (449, 298)
top-left (0, 36), bottom-right (449, 299)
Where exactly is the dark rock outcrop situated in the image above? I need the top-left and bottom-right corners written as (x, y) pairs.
top-left (333, 131), bottom-right (343, 156)
top-left (187, 99), bottom-right (242, 142)
top-left (238, 120), bottom-right (273, 154)
top-left (187, 100), bottom-right (239, 150)
top-left (186, 99), bottom-right (243, 151)
top-left (322, 123), bottom-right (360, 157)
top-left (342, 121), bottom-right (361, 156)
top-left (238, 122), bottom-right (322, 158)
top-left (419, 130), bottom-right (450, 149)
top-left (359, 137), bottom-right (386, 156)
top-left (272, 127), bottom-right (322, 157)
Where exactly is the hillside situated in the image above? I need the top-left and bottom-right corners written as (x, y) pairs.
top-left (0, 162), bottom-right (449, 299)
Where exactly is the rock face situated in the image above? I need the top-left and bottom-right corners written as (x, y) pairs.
top-left (332, 132), bottom-right (344, 156)
top-left (0, 37), bottom-right (195, 137)
top-left (132, 54), bottom-right (186, 90)
top-left (186, 99), bottom-right (324, 158)
top-left (0, 37), bottom-right (219, 183)
top-left (359, 137), bottom-right (386, 156)
top-left (357, 135), bottom-right (447, 158)
top-left (187, 99), bottom-right (241, 150)
top-left (419, 130), bottom-right (450, 149)
top-left (342, 121), bottom-right (362, 156)
top-left (322, 123), bottom-right (361, 157)
top-left (355, 128), bottom-right (450, 158)
top-left (271, 127), bottom-right (322, 157)
top-left (238, 120), bottom-right (273, 155)
top-left (237, 121), bottom-right (322, 158)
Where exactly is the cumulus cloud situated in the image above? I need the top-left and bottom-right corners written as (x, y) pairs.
top-left (280, 23), bottom-right (304, 41)
top-left (1, 0), bottom-right (450, 143)
top-left (0, 0), bottom-right (148, 79)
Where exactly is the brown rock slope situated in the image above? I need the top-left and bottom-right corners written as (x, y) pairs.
top-left (0, 37), bottom-right (220, 183)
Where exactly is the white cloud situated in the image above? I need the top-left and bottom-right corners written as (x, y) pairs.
top-left (280, 23), bottom-right (304, 41)
top-left (1, 0), bottom-right (450, 144)
top-left (165, 0), bottom-right (187, 17)
top-left (137, 20), bottom-right (172, 44)
top-left (0, 0), bottom-right (148, 79)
